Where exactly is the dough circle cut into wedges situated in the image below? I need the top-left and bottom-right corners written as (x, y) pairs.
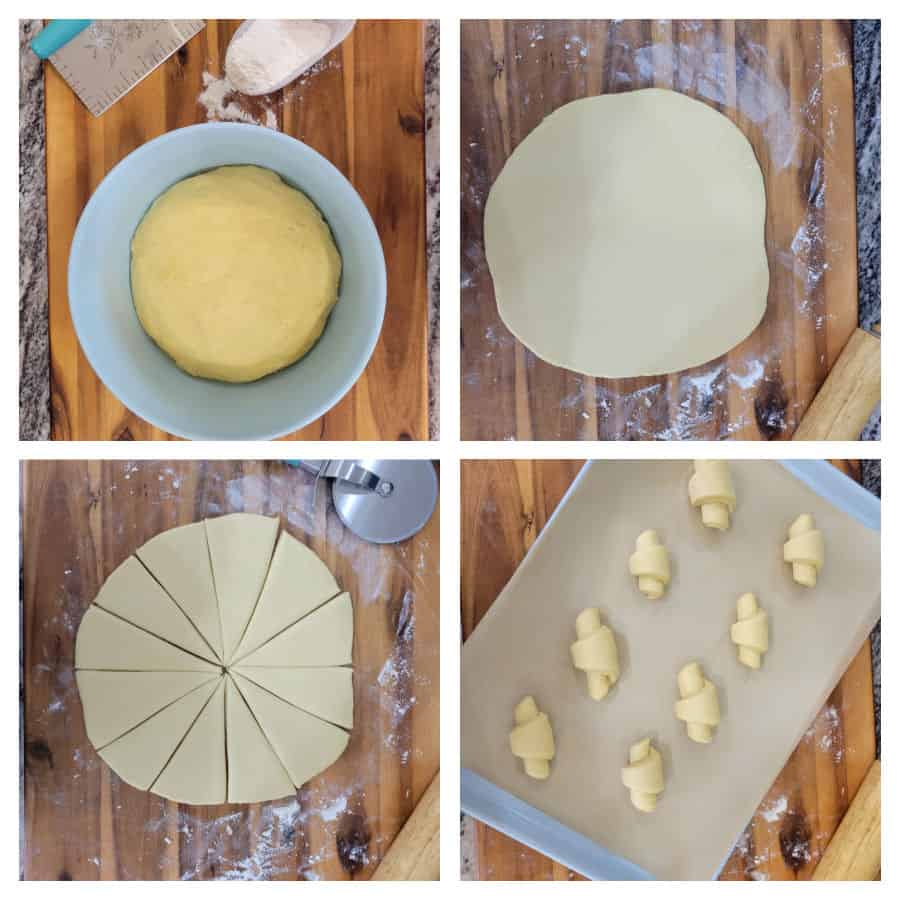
top-left (75, 515), bottom-right (354, 805)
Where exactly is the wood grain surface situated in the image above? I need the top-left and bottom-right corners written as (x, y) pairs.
top-left (460, 459), bottom-right (876, 880)
top-left (461, 20), bottom-right (858, 441)
top-left (45, 19), bottom-right (428, 441)
top-left (21, 460), bottom-right (439, 880)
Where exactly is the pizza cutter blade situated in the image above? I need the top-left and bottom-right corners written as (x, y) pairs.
top-left (290, 460), bottom-right (437, 544)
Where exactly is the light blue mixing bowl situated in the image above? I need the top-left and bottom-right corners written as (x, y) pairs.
top-left (68, 122), bottom-right (386, 440)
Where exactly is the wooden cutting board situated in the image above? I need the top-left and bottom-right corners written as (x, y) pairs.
top-left (22, 460), bottom-right (439, 880)
top-left (461, 460), bottom-right (875, 880)
top-left (461, 20), bottom-right (858, 441)
top-left (45, 19), bottom-right (427, 441)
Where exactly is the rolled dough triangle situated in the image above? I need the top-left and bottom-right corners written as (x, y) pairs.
top-left (76, 670), bottom-right (217, 749)
top-left (98, 677), bottom-right (219, 791)
top-left (225, 676), bottom-right (295, 803)
top-left (233, 673), bottom-right (349, 788)
top-left (233, 531), bottom-right (340, 662)
top-left (205, 513), bottom-right (279, 664)
top-left (74, 607), bottom-right (220, 672)
top-left (237, 592), bottom-right (353, 668)
top-left (93, 556), bottom-right (218, 663)
top-left (232, 666), bottom-right (354, 730)
top-left (136, 522), bottom-right (224, 661)
top-left (152, 678), bottom-right (227, 805)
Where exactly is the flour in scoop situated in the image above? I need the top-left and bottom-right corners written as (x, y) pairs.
top-left (226, 20), bottom-right (332, 95)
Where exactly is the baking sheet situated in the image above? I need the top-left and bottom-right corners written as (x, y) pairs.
top-left (460, 461), bottom-right (880, 880)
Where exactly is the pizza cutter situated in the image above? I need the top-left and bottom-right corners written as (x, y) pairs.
top-left (288, 460), bottom-right (437, 544)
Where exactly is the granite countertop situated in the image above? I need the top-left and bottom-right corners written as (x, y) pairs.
top-left (18, 19), bottom-right (440, 440)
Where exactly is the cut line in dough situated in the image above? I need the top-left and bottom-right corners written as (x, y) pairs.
top-left (233, 531), bottom-right (341, 662)
top-left (75, 607), bottom-right (220, 673)
top-left (225, 676), bottom-right (295, 804)
top-left (236, 592), bottom-right (353, 668)
top-left (76, 670), bottom-right (218, 750)
top-left (94, 556), bottom-right (219, 663)
top-left (205, 513), bottom-right (279, 664)
top-left (232, 666), bottom-right (354, 730)
top-left (152, 679), bottom-right (227, 805)
top-left (98, 678), bottom-right (219, 791)
top-left (233, 672), bottom-right (350, 788)
top-left (136, 522), bottom-right (225, 661)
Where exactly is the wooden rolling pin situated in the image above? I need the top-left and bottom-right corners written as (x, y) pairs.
top-left (371, 772), bottom-right (440, 880)
top-left (813, 760), bottom-right (880, 880)
top-left (793, 328), bottom-right (880, 440)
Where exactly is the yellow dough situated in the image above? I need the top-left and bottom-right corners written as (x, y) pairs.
top-left (233, 666), bottom-right (354, 730)
top-left (233, 673), bottom-right (350, 788)
top-left (98, 678), bottom-right (219, 791)
top-left (236, 592), bottom-right (353, 667)
top-left (569, 608), bottom-right (619, 700)
top-left (225, 677), bottom-right (295, 803)
top-left (688, 461), bottom-right (736, 530)
top-left (509, 696), bottom-right (555, 780)
top-left (74, 607), bottom-right (219, 673)
top-left (628, 530), bottom-right (671, 600)
top-left (674, 662), bottom-right (721, 744)
top-left (484, 89), bottom-right (769, 377)
top-left (730, 593), bottom-right (769, 669)
top-left (784, 513), bottom-right (825, 587)
top-left (152, 679), bottom-right (227, 805)
top-left (621, 738), bottom-right (664, 812)
top-left (76, 671), bottom-right (217, 749)
top-left (131, 165), bottom-right (341, 383)
top-left (75, 516), bottom-right (355, 805)
top-left (204, 513), bottom-right (279, 664)
top-left (233, 531), bottom-right (341, 662)
top-left (136, 522), bottom-right (224, 661)
top-left (92, 556), bottom-right (218, 663)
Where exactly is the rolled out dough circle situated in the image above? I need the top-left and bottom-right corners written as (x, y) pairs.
top-left (131, 165), bottom-right (342, 383)
top-left (484, 88), bottom-right (770, 377)
top-left (74, 514), bottom-right (353, 805)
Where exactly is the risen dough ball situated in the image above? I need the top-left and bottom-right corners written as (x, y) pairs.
top-left (131, 165), bottom-right (341, 383)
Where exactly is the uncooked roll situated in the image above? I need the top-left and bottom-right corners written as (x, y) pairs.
top-left (784, 514), bottom-right (824, 587)
top-left (628, 530), bottom-right (671, 599)
top-left (509, 696), bottom-right (555, 780)
top-left (730, 593), bottom-right (769, 669)
top-left (621, 737), bottom-right (664, 812)
top-left (570, 608), bottom-right (619, 700)
top-left (674, 662), bottom-right (720, 744)
top-left (688, 461), bottom-right (736, 530)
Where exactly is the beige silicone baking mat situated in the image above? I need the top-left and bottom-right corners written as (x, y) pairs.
top-left (461, 460), bottom-right (880, 880)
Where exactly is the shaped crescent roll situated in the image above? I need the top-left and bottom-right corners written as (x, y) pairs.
top-left (784, 513), bottom-right (824, 587)
top-left (730, 593), bottom-right (769, 669)
top-left (674, 662), bottom-right (720, 743)
top-left (628, 530), bottom-right (671, 600)
top-left (688, 461), bottom-right (736, 531)
top-left (570, 608), bottom-right (620, 700)
top-left (621, 737), bottom-right (664, 812)
top-left (509, 696), bottom-right (555, 780)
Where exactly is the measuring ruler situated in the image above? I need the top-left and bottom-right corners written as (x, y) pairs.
top-left (47, 20), bottom-right (206, 117)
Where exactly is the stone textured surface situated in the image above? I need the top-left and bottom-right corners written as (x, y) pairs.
top-left (425, 20), bottom-right (440, 439)
top-left (855, 21), bottom-right (881, 441)
top-left (19, 20), bottom-right (49, 441)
